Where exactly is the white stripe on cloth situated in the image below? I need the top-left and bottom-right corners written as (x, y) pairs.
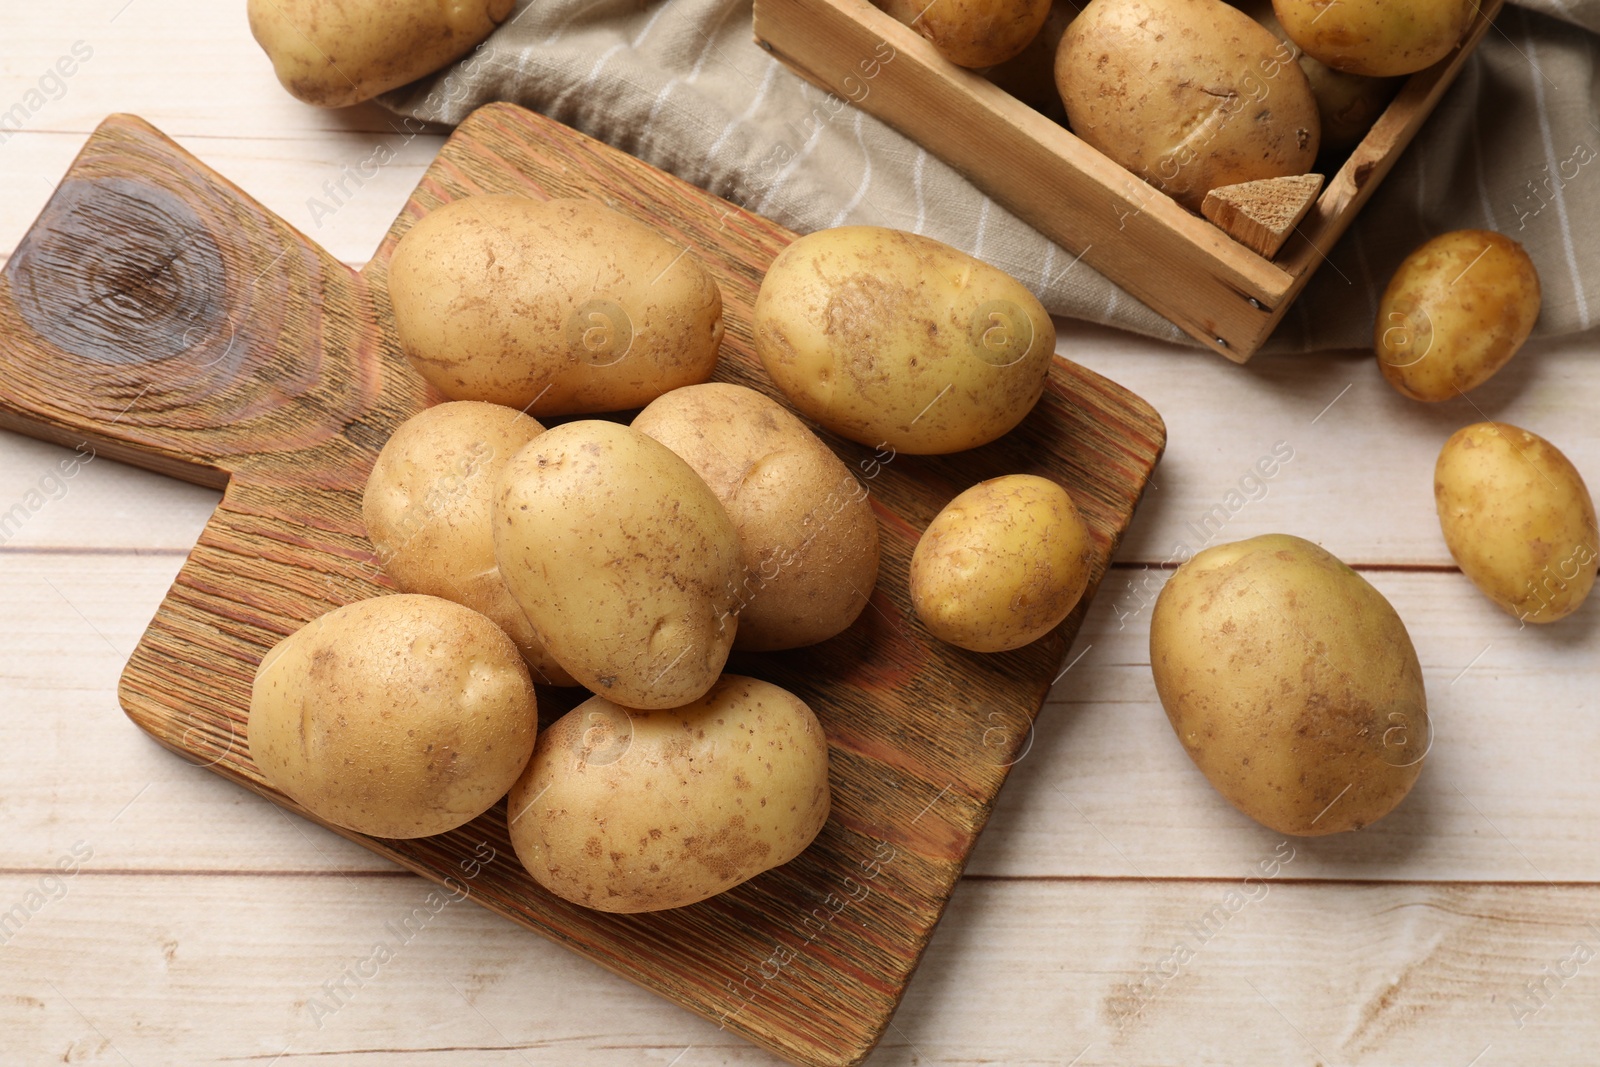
top-left (1523, 11), bottom-right (1593, 327)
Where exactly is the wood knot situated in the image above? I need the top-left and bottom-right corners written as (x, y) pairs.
top-left (5, 177), bottom-right (227, 364)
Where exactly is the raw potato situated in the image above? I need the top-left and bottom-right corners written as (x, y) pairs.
top-left (1057, 0), bottom-right (1321, 212)
top-left (632, 384), bottom-right (881, 651)
top-left (248, 595), bottom-right (538, 839)
top-left (247, 0), bottom-right (513, 108)
top-left (1272, 0), bottom-right (1473, 76)
top-left (1435, 422), bottom-right (1598, 624)
top-left (1375, 230), bottom-right (1541, 402)
top-left (494, 420), bottom-right (743, 709)
top-left (909, 475), bottom-right (1093, 652)
top-left (878, 0), bottom-right (1053, 68)
top-left (362, 402), bottom-right (575, 687)
top-left (1150, 534), bottom-right (1428, 836)
top-left (389, 195), bottom-right (724, 416)
top-left (754, 226), bottom-right (1054, 454)
top-left (507, 676), bottom-right (831, 913)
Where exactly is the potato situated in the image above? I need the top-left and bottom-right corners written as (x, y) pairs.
top-left (985, 2), bottom-right (1079, 117)
top-left (877, 0), bottom-right (1053, 68)
top-left (632, 384), bottom-right (881, 651)
top-left (389, 195), bottom-right (723, 416)
top-left (909, 475), bottom-right (1093, 652)
top-left (1150, 534), bottom-right (1428, 836)
top-left (1375, 230), bottom-right (1541, 402)
top-left (248, 595), bottom-right (538, 839)
top-left (1272, 0), bottom-right (1473, 76)
top-left (247, 0), bottom-right (513, 108)
top-left (507, 676), bottom-right (830, 913)
top-left (362, 402), bottom-right (575, 687)
top-left (1057, 0), bottom-right (1321, 212)
top-left (493, 420), bottom-right (743, 709)
top-left (1237, 0), bottom-right (1401, 155)
top-left (754, 226), bottom-right (1054, 455)
top-left (1435, 422), bottom-right (1598, 624)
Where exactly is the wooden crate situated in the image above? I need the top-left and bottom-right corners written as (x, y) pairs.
top-left (752, 0), bottom-right (1504, 361)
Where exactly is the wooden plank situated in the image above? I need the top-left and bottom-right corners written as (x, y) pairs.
top-left (0, 106), bottom-right (1163, 1066)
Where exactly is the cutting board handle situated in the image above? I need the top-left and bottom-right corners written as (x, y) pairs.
top-left (0, 113), bottom-right (409, 491)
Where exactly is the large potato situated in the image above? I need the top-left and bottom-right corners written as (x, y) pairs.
top-left (362, 402), bottom-right (575, 687)
top-left (1057, 0), bottom-right (1321, 211)
top-left (507, 676), bottom-right (830, 913)
top-left (1376, 230), bottom-right (1541, 402)
top-left (493, 420), bottom-right (743, 709)
top-left (632, 384), bottom-right (881, 651)
top-left (1272, 0), bottom-right (1473, 76)
top-left (878, 0), bottom-right (1053, 68)
top-left (389, 196), bottom-right (723, 416)
top-left (909, 475), bottom-right (1093, 652)
top-left (1150, 534), bottom-right (1428, 836)
top-left (754, 227), bottom-right (1054, 455)
top-left (1435, 422), bottom-right (1597, 624)
top-left (248, 595), bottom-right (538, 839)
top-left (248, 0), bottom-right (513, 108)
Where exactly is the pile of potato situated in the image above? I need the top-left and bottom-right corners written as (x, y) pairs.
top-left (248, 196), bottom-right (1097, 912)
top-left (881, 0), bottom-right (1475, 209)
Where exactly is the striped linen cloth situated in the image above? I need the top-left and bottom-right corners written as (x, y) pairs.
top-left (381, 1), bottom-right (1599, 353)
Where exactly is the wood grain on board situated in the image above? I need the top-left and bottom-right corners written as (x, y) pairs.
top-left (0, 105), bottom-right (1164, 1066)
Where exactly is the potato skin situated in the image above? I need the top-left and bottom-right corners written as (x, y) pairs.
top-left (1057, 0), bottom-right (1320, 212)
top-left (632, 384), bottom-right (881, 651)
top-left (507, 676), bottom-right (831, 913)
top-left (1376, 230), bottom-right (1541, 402)
top-left (1435, 423), bottom-right (1598, 624)
top-left (247, 595), bottom-right (538, 839)
top-left (1150, 534), bottom-right (1428, 836)
top-left (1272, 0), bottom-right (1472, 76)
top-left (909, 475), bottom-right (1093, 652)
top-left (493, 420), bottom-right (743, 709)
top-left (389, 196), bottom-right (723, 416)
top-left (362, 402), bottom-right (575, 687)
top-left (878, 0), bottom-right (1053, 67)
top-left (754, 226), bottom-right (1054, 455)
top-left (247, 0), bottom-right (513, 108)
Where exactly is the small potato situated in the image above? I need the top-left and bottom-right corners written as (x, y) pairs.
top-left (633, 384), bottom-right (881, 651)
top-left (1057, 0), bottom-right (1320, 211)
top-left (1150, 535), bottom-right (1428, 836)
top-left (248, 0), bottom-right (513, 108)
top-left (362, 402), bottom-right (575, 687)
top-left (1272, 0), bottom-right (1473, 76)
top-left (754, 226), bottom-right (1054, 455)
top-left (1375, 230), bottom-right (1541, 402)
top-left (248, 595), bottom-right (538, 839)
top-left (507, 676), bottom-right (831, 913)
top-left (389, 196), bottom-right (724, 416)
top-left (1435, 422), bottom-right (1598, 623)
top-left (494, 420), bottom-right (743, 709)
top-left (878, 0), bottom-right (1053, 68)
top-left (909, 475), bottom-right (1093, 652)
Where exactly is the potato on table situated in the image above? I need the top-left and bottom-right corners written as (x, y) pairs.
top-left (1056, 0), bottom-right (1321, 211)
top-left (362, 401), bottom-right (575, 687)
top-left (1150, 534), bottom-right (1429, 836)
top-left (389, 195), bottom-right (724, 416)
top-left (909, 474), bottom-right (1093, 652)
top-left (507, 676), bottom-right (831, 913)
top-left (248, 0), bottom-right (514, 108)
top-left (1435, 422), bottom-right (1597, 624)
top-left (633, 383), bottom-right (881, 651)
top-left (248, 595), bottom-right (539, 839)
top-left (493, 420), bottom-right (744, 710)
top-left (754, 226), bottom-right (1054, 455)
top-left (1376, 230), bottom-right (1541, 402)
top-left (1272, 0), bottom-right (1473, 76)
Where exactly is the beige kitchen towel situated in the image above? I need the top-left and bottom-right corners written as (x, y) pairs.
top-left (381, 2), bottom-right (1599, 353)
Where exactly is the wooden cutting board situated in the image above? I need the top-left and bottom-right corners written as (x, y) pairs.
top-left (0, 104), bottom-right (1164, 1066)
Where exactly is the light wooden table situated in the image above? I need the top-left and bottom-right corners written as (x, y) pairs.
top-left (3, 4), bottom-right (1596, 1065)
